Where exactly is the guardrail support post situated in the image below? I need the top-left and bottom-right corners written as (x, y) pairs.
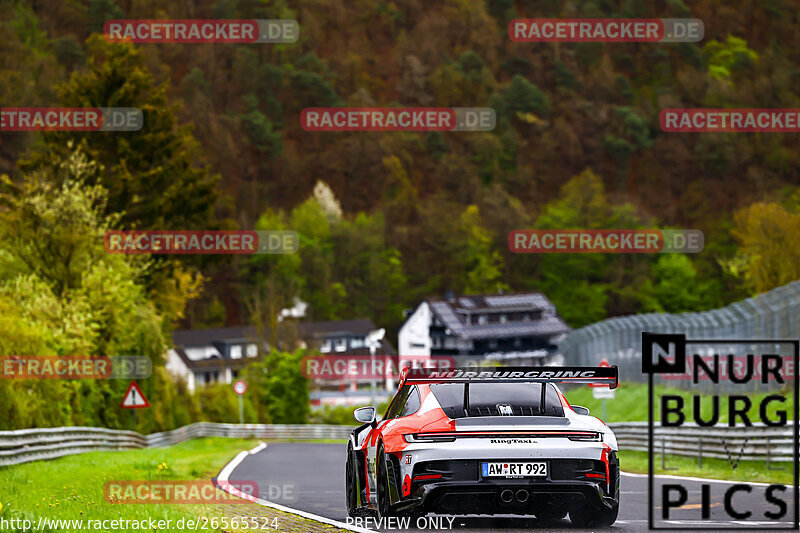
top-left (698, 437), bottom-right (702, 469)
top-left (662, 437), bottom-right (678, 471)
top-left (767, 436), bottom-right (771, 469)
top-left (766, 437), bottom-right (785, 471)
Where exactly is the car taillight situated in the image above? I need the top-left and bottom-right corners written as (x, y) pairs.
top-left (404, 434), bottom-right (457, 443)
top-left (567, 432), bottom-right (603, 442)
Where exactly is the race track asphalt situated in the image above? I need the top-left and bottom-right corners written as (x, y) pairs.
top-left (227, 442), bottom-right (796, 532)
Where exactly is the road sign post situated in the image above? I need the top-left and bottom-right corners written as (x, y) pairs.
top-left (233, 379), bottom-right (247, 424)
top-left (592, 386), bottom-right (617, 421)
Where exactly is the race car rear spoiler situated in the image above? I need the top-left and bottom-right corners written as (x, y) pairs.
top-left (399, 365), bottom-right (618, 390)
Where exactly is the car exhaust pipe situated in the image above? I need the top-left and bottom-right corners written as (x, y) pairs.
top-left (500, 489), bottom-right (514, 503)
top-left (515, 489), bottom-right (529, 503)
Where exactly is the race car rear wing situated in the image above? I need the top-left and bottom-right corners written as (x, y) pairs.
top-left (399, 365), bottom-right (619, 390)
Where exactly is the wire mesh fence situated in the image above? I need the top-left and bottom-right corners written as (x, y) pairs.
top-left (558, 281), bottom-right (800, 392)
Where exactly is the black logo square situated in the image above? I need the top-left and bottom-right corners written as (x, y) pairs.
top-left (642, 332), bottom-right (686, 374)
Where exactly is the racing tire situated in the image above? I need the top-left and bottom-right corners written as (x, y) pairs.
top-left (569, 503), bottom-right (619, 528)
top-left (376, 445), bottom-right (396, 519)
top-left (345, 445), bottom-right (360, 517)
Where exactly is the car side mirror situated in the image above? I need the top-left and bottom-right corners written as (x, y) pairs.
top-left (572, 405), bottom-right (590, 416)
top-left (354, 406), bottom-right (377, 426)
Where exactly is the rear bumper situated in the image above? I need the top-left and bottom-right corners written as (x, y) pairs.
top-left (395, 456), bottom-right (620, 516)
top-left (401, 480), bottom-right (617, 515)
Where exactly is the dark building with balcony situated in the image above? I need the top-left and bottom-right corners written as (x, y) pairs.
top-left (397, 292), bottom-right (571, 365)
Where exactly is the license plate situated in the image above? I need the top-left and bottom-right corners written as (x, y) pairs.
top-left (481, 462), bottom-right (547, 478)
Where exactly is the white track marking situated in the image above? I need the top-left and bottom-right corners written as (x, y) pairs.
top-left (216, 442), bottom-right (378, 533)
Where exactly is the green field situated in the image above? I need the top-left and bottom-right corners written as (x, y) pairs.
top-left (0, 438), bottom-right (259, 532)
top-left (0, 438), bottom-right (341, 533)
top-left (564, 383), bottom-right (793, 424)
top-left (619, 449), bottom-right (795, 485)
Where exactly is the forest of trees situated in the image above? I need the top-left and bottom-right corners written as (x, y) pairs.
top-left (1, 0), bottom-right (800, 428)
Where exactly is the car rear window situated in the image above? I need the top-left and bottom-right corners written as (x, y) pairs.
top-left (429, 382), bottom-right (564, 418)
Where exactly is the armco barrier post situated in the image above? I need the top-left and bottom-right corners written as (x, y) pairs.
top-left (766, 436), bottom-right (785, 471)
top-left (662, 437), bottom-right (677, 470)
top-left (698, 437), bottom-right (702, 469)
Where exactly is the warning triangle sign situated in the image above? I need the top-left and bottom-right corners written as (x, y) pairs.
top-left (121, 381), bottom-right (150, 409)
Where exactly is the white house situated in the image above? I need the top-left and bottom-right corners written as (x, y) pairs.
top-left (166, 327), bottom-right (262, 393)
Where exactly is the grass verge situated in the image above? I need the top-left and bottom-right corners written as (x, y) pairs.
top-left (0, 437), bottom-right (344, 532)
top-left (619, 449), bottom-right (794, 485)
top-left (564, 383), bottom-right (793, 424)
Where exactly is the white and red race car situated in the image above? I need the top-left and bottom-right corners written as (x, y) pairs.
top-left (345, 366), bottom-right (620, 527)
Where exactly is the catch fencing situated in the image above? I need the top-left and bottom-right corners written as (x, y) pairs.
top-left (558, 280), bottom-right (800, 391)
top-left (0, 422), bottom-right (794, 469)
top-left (0, 422), bottom-right (352, 468)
